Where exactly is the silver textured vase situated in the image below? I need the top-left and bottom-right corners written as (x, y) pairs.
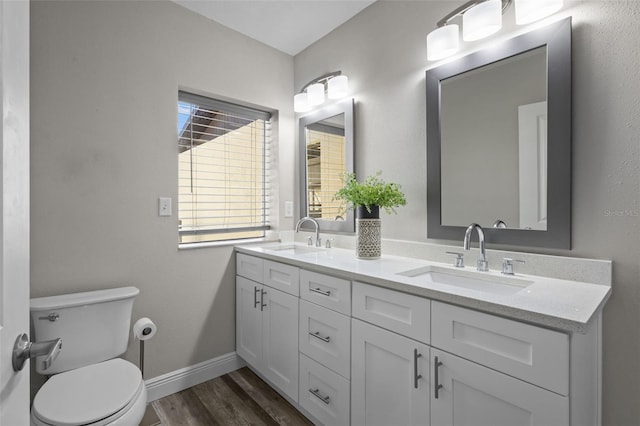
top-left (356, 206), bottom-right (381, 259)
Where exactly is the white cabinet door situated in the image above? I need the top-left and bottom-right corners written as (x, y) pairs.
top-left (262, 286), bottom-right (299, 402)
top-left (351, 319), bottom-right (429, 426)
top-left (236, 276), bottom-right (263, 368)
top-left (431, 349), bottom-right (568, 426)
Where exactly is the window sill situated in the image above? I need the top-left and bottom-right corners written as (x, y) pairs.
top-left (178, 236), bottom-right (280, 251)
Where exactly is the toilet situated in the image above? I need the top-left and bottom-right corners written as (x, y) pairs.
top-left (30, 287), bottom-right (147, 426)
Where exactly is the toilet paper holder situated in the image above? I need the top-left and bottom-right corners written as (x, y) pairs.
top-left (133, 317), bottom-right (157, 378)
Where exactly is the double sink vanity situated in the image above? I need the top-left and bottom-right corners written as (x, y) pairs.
top-left (235, 242), bottom-right (610, 426)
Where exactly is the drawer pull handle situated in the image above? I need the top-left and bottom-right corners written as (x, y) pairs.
top-left (253, 287), bottom-right (260, 309)
top-left (309, 388), bottom-right (331, 404)
top-left (260, 289), bottom-right (267, 311)
top-left (434, 356), bottom-right (444, 398)
top-left (413, 349), bottom-right (423, 389)
top-left (310, 287), bottom-right (331, 297)
top-left (309, 331), bottom-right (331, 343)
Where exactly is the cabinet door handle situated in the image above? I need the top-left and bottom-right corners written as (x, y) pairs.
top-left (310, 287), bottom-right (331, 297)
top-left (434, 356), bottom-right (444, 399)
top-left (414, 348), bottom-right (423, 389)
top-left (309, 331), bottom-right (331, 343)
top-left (309, 388), bottom-right (331, 405)
top-left (253, 286), bottom-right (260, 309)
top-left (260, 289), bottom-right (267, 311)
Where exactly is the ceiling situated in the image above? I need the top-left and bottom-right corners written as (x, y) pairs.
top-left (173, 0), bottom-right (377, 56)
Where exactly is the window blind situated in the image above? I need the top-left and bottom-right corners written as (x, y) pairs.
top-left (178, 91), bottom-right (271, 244)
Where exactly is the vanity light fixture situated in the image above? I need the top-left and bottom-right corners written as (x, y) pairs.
top-left (294, 71), bottom-right (349, 113)
top-left (427, 0), bottom-right (563, 61)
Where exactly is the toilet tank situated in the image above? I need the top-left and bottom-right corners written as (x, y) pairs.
top-left (30, 286), bottom-right (139, 375)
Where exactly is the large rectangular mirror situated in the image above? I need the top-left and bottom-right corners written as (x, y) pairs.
top-left (299, 98), bottom-right (355, 233)
top-left (426, 18), bottom-right (571, 248)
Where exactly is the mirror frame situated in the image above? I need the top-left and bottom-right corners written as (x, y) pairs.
top-left (426, 18), bottom-right (572, 249)
top-left (299, 98), bottom-right (355, 233)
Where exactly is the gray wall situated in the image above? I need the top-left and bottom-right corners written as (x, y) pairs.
top-left (295, 1), bottom-right (640, 425)
top-left (30, 0), bottom-right (294, 380)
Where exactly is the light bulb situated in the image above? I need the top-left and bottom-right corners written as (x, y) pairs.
top-left (294, 93), bottom-right (311, 113)
top-left (307, 83), bottom-right (325, 106)
top-left (427, 24), bottom-right (460, 61)
top-left (463, 0), bottom-right (502, 41)
top-left (328, 75), bottom-right (349, 99)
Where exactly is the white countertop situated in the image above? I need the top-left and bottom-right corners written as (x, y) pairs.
top-left (235, 243), bottom-right (611, 334)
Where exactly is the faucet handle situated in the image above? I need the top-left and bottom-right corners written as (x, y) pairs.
top-left (325, 238), bottom-right (332, 248)
top-left (445, 251), bottom-right (465, 268)
top-left (502, 258), bottom-right (526, 275)
top-left (307, 236), bottom-right (313, 246)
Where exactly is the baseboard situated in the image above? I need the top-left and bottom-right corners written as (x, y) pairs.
top-left (144, 352), bottom-right (246, 402)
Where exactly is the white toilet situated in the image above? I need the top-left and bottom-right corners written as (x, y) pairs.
top-left (30, 287), bottom-right (147, 426)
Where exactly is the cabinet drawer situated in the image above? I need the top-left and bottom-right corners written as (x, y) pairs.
top-left (236, 253), bottom-right (264, 283)
top-left (263, 260), bottom-right (299, 296)
top-left (299, 300), bottom-right (351, 378)
top-left (300, 269), bottom-right (351, 315)
top-left (352, 281), bottom-right (430, 344)
top-left (431, 301), bottom-right (569, 396)
top-left (299, 354), bottom-right (350, 426)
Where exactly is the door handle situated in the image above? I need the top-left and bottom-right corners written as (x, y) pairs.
top-left (253, 286), bottom-right (260, 308)
top-left (434, 356), bottom-right (444, 398)
top-left (414, 348), bottom-right (423, 389)
top-left (260, 289), bottom-right (267, 311)
top-left (12, 333), bottom-right (62, 372)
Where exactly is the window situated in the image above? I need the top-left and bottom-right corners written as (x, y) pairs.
top-left (178, 92), bottom-right (271, 244)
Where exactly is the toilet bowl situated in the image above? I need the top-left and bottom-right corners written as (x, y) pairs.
top-left (30, 287), bottom-right (146, 426)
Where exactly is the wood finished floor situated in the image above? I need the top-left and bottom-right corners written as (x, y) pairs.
top-left (151, 367), bottom-right (313, 426)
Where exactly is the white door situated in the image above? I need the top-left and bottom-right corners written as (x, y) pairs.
top-left (351, 319), bottom-right (429, 426)
top-left (518, 101), bottom-right (548, 230)
top-left (236, 277), bottom-right (262, 368)
top-left (261, 287), bottom-right (299, 402)
top-left (430, 349), bottom-right (568, 426)
top-left (0, 0), bottom-right (31, 424)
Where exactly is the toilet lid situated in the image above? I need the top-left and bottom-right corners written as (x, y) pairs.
top-left (32, 358), bottom-right (142, 426)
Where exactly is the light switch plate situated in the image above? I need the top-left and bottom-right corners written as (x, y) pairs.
top-left (159, 197), bottom-right (172, 217)
top-left (284, 201), bottom-right (294, 218)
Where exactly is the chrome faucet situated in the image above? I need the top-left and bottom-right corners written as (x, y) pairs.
top-left (295, 216), bottom-right (321, 247)
top-left (463, 223), bottom-right (488, 271)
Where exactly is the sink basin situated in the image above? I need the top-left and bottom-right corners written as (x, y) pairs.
top-left (264, 244), bottom-right (326, 256)
top-left (396, 266), bottom-right (532, 296)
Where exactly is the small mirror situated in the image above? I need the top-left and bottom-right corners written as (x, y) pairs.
top-left (299, 98), bottom-right (355, 233)
top-left (426, 18), bottom-right (571, 248)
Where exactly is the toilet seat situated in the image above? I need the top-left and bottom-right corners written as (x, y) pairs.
top-left (32, 358), bottom-right (144, 426)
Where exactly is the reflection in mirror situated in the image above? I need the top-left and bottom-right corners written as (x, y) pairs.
top-left (299, 98), bottom-right (354, 233)
top-left (440, 46), bottom-right (548, 230)
top-left (306, 114), bottom-right (347, 220)
top-left (426, 18), bottom-right (571, 248)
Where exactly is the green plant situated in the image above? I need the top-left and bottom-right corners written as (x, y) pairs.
top-left (334, 171), bottom-right (407, 214)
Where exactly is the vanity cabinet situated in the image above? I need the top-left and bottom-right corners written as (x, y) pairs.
top-left (429, 300), bottom-right (569, 426)
top-left (431, 348), bottom-right (568, 426)
top-left (236, 254), bottom-right (299, 402)
top-left (235, 248), bottom-right (604, 426)
top-left (351, 318), bottom-right (430, 426)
